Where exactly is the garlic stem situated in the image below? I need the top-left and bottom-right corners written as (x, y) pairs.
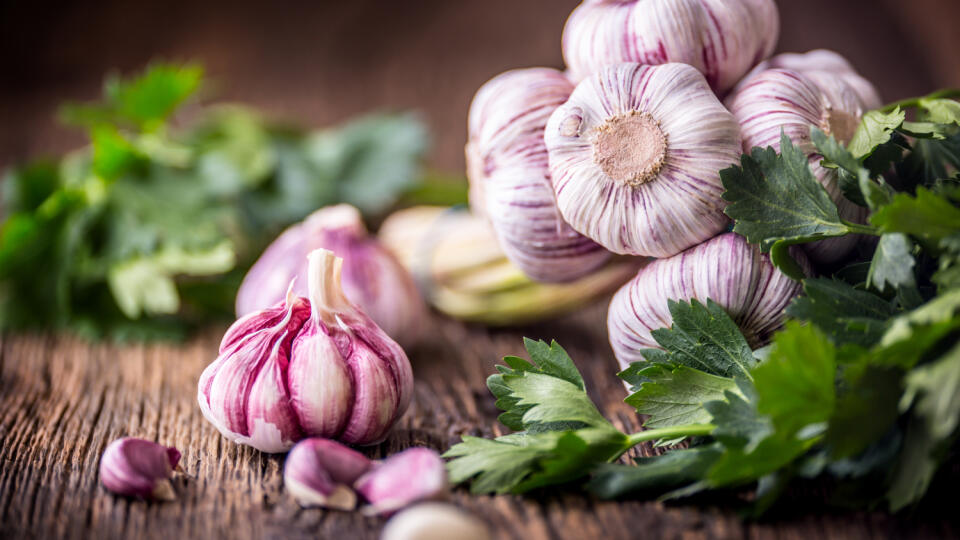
top-left (307, 249), bottom-right (352, 324)
top-left (841, 221), bottom-right (881, 236)
top-left (624, 424), bottom-right (716, 448)
top-left (591, 111), bottom-right (667, 187)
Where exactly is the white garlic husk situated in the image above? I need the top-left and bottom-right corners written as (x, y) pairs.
top-left (561, 0), bottom-right (780, 94)
top-left (235, 204), bottom-right (426, 347)
top-left (199, 249), bottom-right (414, 453)
top-left (466, 68), bottom-right (610, 282)
top-left (544, 62), bottom-right (742, 258)
top-left (608, 233), bottom-right (809, 371)
top-left (726, 51), bottom-right (880, 263)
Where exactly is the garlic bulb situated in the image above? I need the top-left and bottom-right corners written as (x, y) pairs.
top-left (236, 204), bottom-right (425, 348)
top-left (466, 68), bottom-right (610, 282)
top-left (283, 438), bottom-right (373, 510)
top-left (99, 437), bottom-right (181, 501)
top-left (199, 249), bottom-right (413, 452)
top-left (544, 62), bottom-right (741, 258)
top-left (725, 51), bottom-right (880, 263)
top-left (561, 0), bottom-right (779, 93)
top-left (608, 233), bottom-right (808, 371)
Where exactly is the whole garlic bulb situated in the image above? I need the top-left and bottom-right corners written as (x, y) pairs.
top-left (608, 233), bottom-right (808, 371)
top-left (544, 62), bottom-right (741, 258)
top-left (466, 68), bottom-right (610, 282)
top-left (725, 52), bottom-right (880, 263)
top-left (235, 204), bottom-right (425, 347)
top-left (561, 0), bottom-right (780, 94)
top-left (199, 249), bottom-right (413, 452)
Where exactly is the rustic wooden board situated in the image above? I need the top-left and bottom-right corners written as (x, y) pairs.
top-left (1, 302), bottom-right (957, 539)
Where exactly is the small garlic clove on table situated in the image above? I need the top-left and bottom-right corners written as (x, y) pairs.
top-left (544, 62), bottom-right (741, 258)
top-left (99, 437), bottom-right (182, 501)
top-left (355, 447), bottom-right (448, 516)
top-left (380, 503), bottom-right (490, 540)
top-left (283, 438), bottom-right (373, 510)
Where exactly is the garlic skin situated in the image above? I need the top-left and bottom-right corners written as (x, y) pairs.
top-left (199, 249), bottom-right (413, 452)
top-left (354, 447), bottom-right (447, 516)
top-left (561, 0), bottom-right (779, 93)
top-left (726, 53), bottom-right (880, 263)
top-left (544, 62), bottom-right (741, 258)
top-left (608, 233), bottom-right (808, 371)
top-left (283, 438), bottom-right (373, 510)
top-left (235, 204), bottom-right (426, 348)
top-left (99, 437), bottom-right (181, 501)
top-left (381, 503), bottom-right (490, 540)
top-left (466, 68), bottom-right (610, 282)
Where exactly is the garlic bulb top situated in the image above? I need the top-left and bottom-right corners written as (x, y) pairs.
top-left (200, 249), bottom-right (413, 452)
top-left (561, 0), bottom-right (780, 93)
top-left (466, 68), bottom-right (610, 282)
top-left (608, 233), bottom-right (808, 371)
top-left (544, 62), bottom-right (741, 258)
top-left (725, 51), bottom-right (879, 263)
top-left (235, 204), bottom-right (426, 347)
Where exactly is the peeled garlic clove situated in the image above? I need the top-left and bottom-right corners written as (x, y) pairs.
top-left (726, 57), bottom-right (878, 263)
top-left (199, 249), bottom-right (413, 452)
top-left (235, 204), bottom-right (426, 347)
top-left (544, 62), bottom-right (741, 258)
top-left (99, 437), bottom-right (181, 501)
top-left (466, 68), bottom-right (610, 282)
top-left (381, 503), bottom-right (490, 540)
top-left (608, 233), bottom-right (809, 371)
top-left (283, 438), bottom-right (373, 510)
top-left (355, 447), bottom-right (447, 516)
top-left (561, 0), bottom-right (779, 93)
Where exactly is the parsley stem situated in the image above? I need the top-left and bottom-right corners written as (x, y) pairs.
top-left (879, 88), bottom-right (960, 113)
top-left (841, 220), bottom-right (881, 237)
top-left (625, 424), bottom-right (715, 447)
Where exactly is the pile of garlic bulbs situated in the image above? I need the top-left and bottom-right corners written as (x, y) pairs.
top-left (465, 0), bottom-right (882, 369)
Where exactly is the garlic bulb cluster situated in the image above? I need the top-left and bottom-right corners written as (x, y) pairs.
top-left (544, 62), bottom-right (741, 257)
top-left (608, 233), bottom-right (809, 371)
top-left (99, 437), bottom-right (181, 501)
top-left (726, 50), bottom-right (879, 263)
top-left (236, 204), bottom-right (425, 347)
top-left (562, 0), bottom-right (780, 93)
top-left (466, 68), bottom-right (610, 282)
top-left (199, 249), bottom-right (413, 453)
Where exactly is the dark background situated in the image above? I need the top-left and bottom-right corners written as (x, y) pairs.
top-left (2, 0), bottom-right (959, 173)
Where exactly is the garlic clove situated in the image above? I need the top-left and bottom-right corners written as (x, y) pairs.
top-left (466, 68), bottom-right (610, 283)
top-left (381, 503), bottom-right (490, 540)
top-left (561, 0), bottom-right (780, 93)
top-left (726, 56), bottom-right (879, 264)
top-left (608, 233), bottom-right (809, 371)
top-left (544, 62), bottom-right (741, 258)
top-left (235, 204), bottom-right (426, 348)
top-left (283, 438), bottom-right (373, 510)
top-left (355, 447), bottom-right (448, 516)
top-left (99, 437), bottom-right (181, 501)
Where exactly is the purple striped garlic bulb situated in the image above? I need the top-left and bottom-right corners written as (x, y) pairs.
top-left (198, 249), bottom-right (413, 453)
top-left (235, 204), bottom-right (425, 347)
top-left (726, 51), bottom-right (880, 263)
top-left (466, 68), bottom-right (610, 282)
top-left (544, 62), bottom-right (741, 258)
top-left (608, 233), bottom-right (808, 371)
top-left (561, 0), bottom-right (780, 94)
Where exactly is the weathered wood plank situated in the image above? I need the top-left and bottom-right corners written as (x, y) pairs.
top-left (0, 304), bottom-right (957, 539)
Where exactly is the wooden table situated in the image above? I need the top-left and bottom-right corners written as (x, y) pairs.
top-left (1, 303), bottom-right (957, 539)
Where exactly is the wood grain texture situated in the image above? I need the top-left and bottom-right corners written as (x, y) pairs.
top-left (1, 302), bottom-right (958, 539)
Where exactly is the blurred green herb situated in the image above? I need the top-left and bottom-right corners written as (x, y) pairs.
top-left (0, 62), bottom-right (459, 340)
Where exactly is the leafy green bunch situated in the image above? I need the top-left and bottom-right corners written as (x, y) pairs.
top-left (0, 63), bottom-right (438, 340)
top-left (445, 90), bottom-right (960, 514)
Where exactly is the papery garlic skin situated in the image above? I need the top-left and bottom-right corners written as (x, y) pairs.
top-left (199, 249), bottom-right (413, 452)
top-left (99, 437), bottom-right (181, 501)
top-left (381, 503), bottom-right (491, 540)
top-left (544, 63), bottom-right (741, 258)
top-left (726, 54), bottom-right (880, 263)
top-left (561, 0), bottom-right (779, 93)
top-left (354, 447), bottom-right (447, 516)
top-left (608, 233), bottom-right (808, 371)
top-left (283, 438), bottom-right (373, 510)
top-left (466, 68), bottom-right (610, 282)
top-left (235, 204), bottom-right (425, 347)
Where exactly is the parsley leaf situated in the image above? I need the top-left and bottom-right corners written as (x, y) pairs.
top-left (868, 233), bottom-right (917, 292)
top-left (623, 364), bottom-right (738, 429)
top-left (848, 108), bottom-right (906, 159)
top-left (588, 444), bottom-right (723, 499)
top-left (871, 187), bottom-right (960, 244)
top-left (787, 278), bottom-right (895, 346)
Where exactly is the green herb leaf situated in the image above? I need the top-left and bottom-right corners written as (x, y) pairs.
top-left (588, 444), bottom-right (723, 499)
top-left (868, 233), bottom-right (917, 292)
top-left (919, 98), bottom-right (960, 126)
top-left (787, 279), bottom-right (895, 346)
top-left (848, 108), bottom-right (906, 159)
top-left (871, 187), bottom-right (960, 244)
top-left (623, 363), bottom-right (739, 429)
